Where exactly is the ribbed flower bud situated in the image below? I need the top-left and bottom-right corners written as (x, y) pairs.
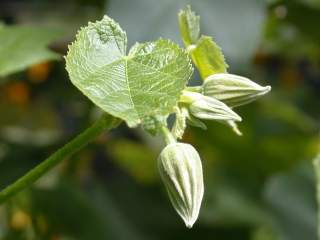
top-left (158, 143), bottom-right (204, 228)
top-left (181, 91), bottom-right (241, 122)
top-left (202, 73), bottom-right (271, 108)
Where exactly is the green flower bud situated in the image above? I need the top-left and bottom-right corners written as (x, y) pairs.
top-left (202, 73), bottom-right (271, 108)
top-left (181, 91), bottom-right (241, 122)
top-left (158, 143), bottom-right (204, 228)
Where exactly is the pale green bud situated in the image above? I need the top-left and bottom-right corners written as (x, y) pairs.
top-left (158, 143), bottom-right (204, 228)
top-left (202, 73), bottom-right (271, 108)
top-left (181, 91), bottom-right (241, 122)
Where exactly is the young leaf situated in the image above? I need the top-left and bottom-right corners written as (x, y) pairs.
top-left (178, 5), bottom-right (200, 46)
top-left (0, 26), bottom-right (61, 78)
top-left (190, 36), bottom-right (228, 79)
top-left (66, 16), bottom-right (193, 128)
top-left (178, 6), bottom-right (228, 80)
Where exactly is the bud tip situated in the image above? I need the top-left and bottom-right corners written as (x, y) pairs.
top-left (261, 85), bottom-right (271, 95)
top-left (184, 217), bottom-right (196, 228)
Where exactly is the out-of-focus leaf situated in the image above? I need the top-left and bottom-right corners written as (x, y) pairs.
top-left (282, 0), bottom-right (320, 43)
top-left (108, 140), bottom-right (158, 184)
top-left (263, 165), bottom-right (317, 240)
top-left (0, 102), bottom-right (62, 146)
top-left (190, 96), bottom-right (319, 181)
top-left (260, 96), bottom-right (318, 134)
top-left (263, 1), bottom-right (320, 60)
top-left (65, 16), bottom-right (192, 127)
top-left (251, 225), bottom-right (280, 240)
top-left (30, 179), bottom-right (145, 240)
top-left (201, 180), bottom-right (271, 226)
top-left (0, 25), bottom-right (62, 78)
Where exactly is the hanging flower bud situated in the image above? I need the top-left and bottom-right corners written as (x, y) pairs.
top-left (181, 91), bottom-right (241, 122)
top-left (202, 73), bottom-right (271, 108)
top-left (158, 142), bottom-right (204, 228)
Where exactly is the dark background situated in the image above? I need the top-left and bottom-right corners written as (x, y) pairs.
top-left (0, 0), bottom-right (320, 239)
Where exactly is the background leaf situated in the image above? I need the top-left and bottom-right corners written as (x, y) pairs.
top-left (0, 25), bottom-right (62, 78)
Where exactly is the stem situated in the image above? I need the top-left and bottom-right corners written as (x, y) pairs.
top-left (314, 153), bottom-right (320, 240)
top-left (0, 114), bottom-right (120, 204)
top-left (160, 125), bottom-right (176, 145)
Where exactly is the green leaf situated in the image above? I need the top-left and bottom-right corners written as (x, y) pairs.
top-left (65, 16), bottom-right (193, 127)
top-left (0, 25), bottom-right (62, 78)
top-left (178, 6), bottom-right (228, 80)
top-left (178, 5), bottom-right (200, 46)
top-left (190, 36), bottom-right (228, 79)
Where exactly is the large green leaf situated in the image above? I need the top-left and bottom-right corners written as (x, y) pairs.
top-left (0, 25), bottom-right (61, 78)
top-left (66, 16), bottom-right (193, 127)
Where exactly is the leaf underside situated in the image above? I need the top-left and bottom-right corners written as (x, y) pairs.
top-left (66, 16), bottom-right (193, 127)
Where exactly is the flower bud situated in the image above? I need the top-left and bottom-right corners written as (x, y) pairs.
top-left (181, 91), bottom-right (241, 122)
top-left (202, 73), bottom-right (271, 108)
top-left (158, 143), bottom-right (204, 228)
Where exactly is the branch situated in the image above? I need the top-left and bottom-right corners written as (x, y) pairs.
top-left (0, 114), bottom-right (120, 204)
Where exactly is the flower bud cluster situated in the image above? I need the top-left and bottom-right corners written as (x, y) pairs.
top-left (158, 73), bottom-right (270, 228)
top-left (177, 73), bottom-right (271, 135)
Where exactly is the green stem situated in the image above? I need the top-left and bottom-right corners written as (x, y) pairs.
top-left (0, 114), bottom-right (120, 204)
top-left (314, 153), bottom-right (320, 240)
top-left (160, 125), bottom-right (176, 145)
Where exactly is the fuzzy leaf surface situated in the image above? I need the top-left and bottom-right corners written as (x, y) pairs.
top-left (66, 16), bottom-right (192, 127)
top-left (191, 36), bottom-right (228, 79)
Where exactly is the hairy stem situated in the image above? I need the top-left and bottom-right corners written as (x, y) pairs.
top-left (314, 153), bottom-right (320, 240)
top-left (0, 114), bottom-right (120, 204)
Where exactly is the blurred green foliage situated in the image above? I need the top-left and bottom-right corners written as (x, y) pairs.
top-left (0, 25), bottom-right (62, 79)
top-left (0, 0), bottom-right (319, 239)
